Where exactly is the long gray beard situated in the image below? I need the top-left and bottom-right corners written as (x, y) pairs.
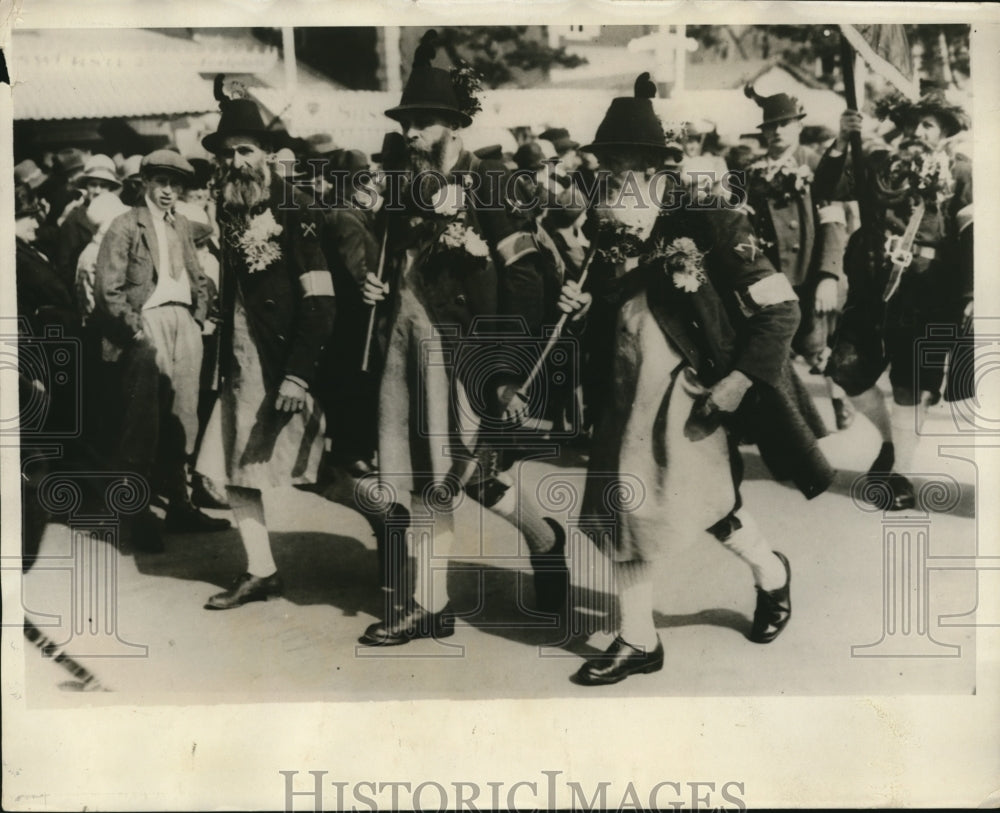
top-left (409, 136), bottom-right (448, 175)
top-left (219, 164), bottom-right (270, 212)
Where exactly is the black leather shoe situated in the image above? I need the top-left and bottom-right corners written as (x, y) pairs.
top-left (205, 572), bottom-right (283, 610)
top-left (358, 603), bottom-right (454, 646)
top-left (531, 518), bottom-right (569, 615)
top-left (573, 636), bottom-right (664, 686)
top-left (862, 471), bottom-right (916, 511)
top-left (190, 473), bottom-right (230, 510)
top-left (832, 397), bottom-right (855, 431)
top-left (749, 551), bottom-right (792, 644)
top-left (165, 504), bottom-right (231, 533)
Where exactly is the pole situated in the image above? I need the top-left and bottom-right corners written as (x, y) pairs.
top-left (360, 224), bottom-right (390, 373)
top-left (282, 27), bottom-right (298, 131)
top-left (839, 34), bottom-right (875, 261)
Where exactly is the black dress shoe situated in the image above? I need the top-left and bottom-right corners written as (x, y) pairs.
top-left (862, 471), bottom-right (916, 511)
top-left (749, 551), bottom-right (792, 644)
top-left (573, 636), bottom-right (664, 686)
top-left (358, 603), bottom-right (454, 646)
top-left (190, 473), bottom-right (231, 510)
top-left (531, 518), bottom-right (569, 615)
top-left (205, 572), bottom-right (283, 610)
top-left (832, 397), bottom-right (855, 431)
top-left (165, 504), bottom-right (232, 533)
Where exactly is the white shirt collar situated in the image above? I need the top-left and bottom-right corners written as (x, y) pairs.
top-left (145, 195), bottom-right (171, 220)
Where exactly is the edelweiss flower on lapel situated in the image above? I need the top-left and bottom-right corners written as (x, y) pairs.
top-left (237, 209), bottom-right (283, 272)
top-left (431, 184), bottom-right (466, 217)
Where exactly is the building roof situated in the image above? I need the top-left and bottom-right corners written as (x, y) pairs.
top-left (10, 28), bottom-right (278, 121)
top-left (685, 58), bottom-right (830, 91)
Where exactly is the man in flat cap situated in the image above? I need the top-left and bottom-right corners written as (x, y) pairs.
top-left (95, 149), bottom-right (230, 551)
top-left (198, 83), bottom-right (335, 609)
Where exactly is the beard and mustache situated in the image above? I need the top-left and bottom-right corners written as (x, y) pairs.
top-left (215, 161), bottom-right (270, 212)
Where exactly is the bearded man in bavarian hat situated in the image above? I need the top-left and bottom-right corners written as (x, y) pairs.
top-left (357, 30), bottom-right (585, 646)
top-left (198, 79), bottom-right (336, 609)
top-left (742, 86), bottom-right (853, 431)
top-left (571, 74), bottom-right (834, 686)
top-left (819, 89), bottom-right (973, 511)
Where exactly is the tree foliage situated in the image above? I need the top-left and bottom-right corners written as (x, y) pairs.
top-left (688, 24), bottom-right (971, 88)
top-left (436, 27), bottom-right (587, 88)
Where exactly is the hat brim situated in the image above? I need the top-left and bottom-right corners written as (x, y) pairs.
top-left (385, 104), bottom-right (472, 128)
top-left (140, 165), bottom-right (193, 180)
top-left (76, 173), bottom-right (122, 190)
top-left (202, 129), bottom-right (276, 155)
top-left (581, 141), bottom-right (684, 159)
top-left (756, 113), bottom-right (807, 129)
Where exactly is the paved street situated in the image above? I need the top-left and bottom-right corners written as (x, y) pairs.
top-left (20, 371), bottom-right (980, 704)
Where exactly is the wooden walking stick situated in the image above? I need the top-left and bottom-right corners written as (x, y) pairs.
top-left (513, 238), bottom-right (599, 402)
top-left (360, 222), bottom-right (389, 373)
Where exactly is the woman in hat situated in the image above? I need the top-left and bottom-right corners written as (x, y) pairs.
top-left (54, 154), bottom-right (123, 296)
top-left (572, 74), bottom-right (833, 686)
top-left (822, 90), bottom-right (973, 511)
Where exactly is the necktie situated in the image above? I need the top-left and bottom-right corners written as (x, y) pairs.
top-left (163, 210), bottom-right (185, 280)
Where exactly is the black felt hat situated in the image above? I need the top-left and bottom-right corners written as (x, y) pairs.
top-left (539, 127), bottom-right (580, 154)
top-left (385, 30), bottom-right (477, 128)
top-left (745, 85), bottom-right (807, 128)
top-left (582, 73), bottom-right (677, 156)
top-left (202, 75), bottom-right (277, 154)
top-left (372, 131), bottom-right (408, 171)
top-left (876, 89), bottom-right (969, 137)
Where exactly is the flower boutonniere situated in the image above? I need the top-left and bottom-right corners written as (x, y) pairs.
top-left (237, 209), bottom-right (283, 272)
top-left (651, 236), bottom-right (708, 292)
top-left (430, 183), bottom-right (467, 217)
top-left (440, 219), bottom-right (489, 258)
top-left (749, 157), bottom-right (813, 203)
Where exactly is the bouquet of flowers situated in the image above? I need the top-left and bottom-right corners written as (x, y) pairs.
top-left (439, 219), bottom-right (489, 257)
top-left (747, 156), bottom-right (813, 203)
top-left (883, 146), bottom-right (954, 204)
top-left (593, 199), bottom-right (661, 265)
top-left (234, 209), bottom-right (283, 273)
top-left (649, 235), bottom-right (708, 292)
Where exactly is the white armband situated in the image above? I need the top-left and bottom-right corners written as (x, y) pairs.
top-left (817, 203), bottom-right (847, 226)
top-left (736, 273), bottom-right (797, 318)
top-left (300, 270), bottom-right (335, 298)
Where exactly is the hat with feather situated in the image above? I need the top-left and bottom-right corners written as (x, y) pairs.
top-left (202, 75), bottom-right (278, 154)
top-left (744, 84), bottom-right (807, 128)
top-left (583, 73), bottom-right (681, 159)
top-left (384, 30), bottom-right (481, 128)
top-left (874, 88), bottom-right (969, 138)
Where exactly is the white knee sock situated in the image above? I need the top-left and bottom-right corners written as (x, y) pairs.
top-left (851, 387), bottom-right (892, 443)
top-left (226, 486), bottom-right (276, 578)
top-left (412, 526), bottom-right (453, 613)
top-left (717, 513), bottom-right (785, 591)
top-left (615, 560), bottom-right (657, 650)
top-left (890, 402), bottom-right (928, 476)
top-left (489, 473), bottom-right (558, 554)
